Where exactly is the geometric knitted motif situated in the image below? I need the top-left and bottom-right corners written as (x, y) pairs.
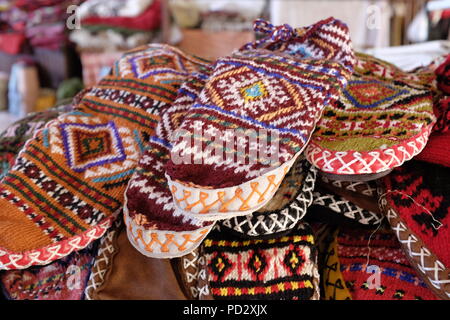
top-left (306, 53), bottom-right (436, 175)
top-left (0, 105), bottom-right (73, 180)
top-left (201, 223), bottom-right (319, 300)
top-left (166, 18), bottom-right (355, 194)
top-left (219, 157), bottom-right (316, 239)
top-left (319, 175), bottom-right (378, 197)
top-left (124, 63), bottom-right (215, 259)
top-left (0, 44), bottom-right (199, 270)
top-left (381, 161), bottom-right (450, 300)
top-left (337, 227), bottom-right (438, 300)
top-left (0, 240), bottom-right (99, 300)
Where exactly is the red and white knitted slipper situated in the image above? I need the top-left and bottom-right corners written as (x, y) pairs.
top-left (165, 18), bottom-right (355, 221)
top-left (124, 67), bottom-right (216, 259)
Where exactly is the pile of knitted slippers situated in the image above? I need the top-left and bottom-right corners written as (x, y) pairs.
top-left (0, 17), bottom-right (448, 301)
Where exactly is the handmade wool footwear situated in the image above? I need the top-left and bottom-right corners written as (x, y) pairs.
top-left (322, 227), bottom-right (438, 300)
top-left (199, 223), bottom-right (320, 300)
top-left (165, 18), bottom-right (355, 220)
top-left (124, 67), bottom-right (216, 259)
top-left (219, 157), bottom-right (316, 239)
top-left (0, 44), bottom-right (206, 270)
top-left (305, 52), bottom-right (436, 176)
top-left (379, 160), bottom-right (450, 300)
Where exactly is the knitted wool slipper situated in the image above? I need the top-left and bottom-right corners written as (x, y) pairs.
top-left (307, 185), bottom-right (383, 227)
top-left (0, 240), bottom-right (99, 300)
top-left (379, 160), bottom-right (450, 300)
top-left (324, 227), bottom-right (439, 300)
top-left (0, 104), bottom-right (73, 179)
top-left (0, 44), bottom-right (206, 270)
top-left (219, 157), bottom-right (316, 239)
top-left (165, 18), bottom-right (355, 220)
top-left (124, 67), bottom-right (216, 259)
top-left (305, 52), bottom-right (436, 176)
top-left (199, 223), bottom-right (320, 300)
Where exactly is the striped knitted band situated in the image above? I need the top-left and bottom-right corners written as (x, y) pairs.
top-left (200, 223), bottom-right (319, 300)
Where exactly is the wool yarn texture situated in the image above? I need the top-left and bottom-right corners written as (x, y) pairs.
top-left (0, 44), bottom-right (201, 270)
top-left (200, 223), bottom-right (320, 300)
top-left (305, 52), bottom-right (436, 176)
top-left (124, 62), bottom-right (215, 259)
top-left (0, 105), bottom-right (73, 180)
top-left (0, 241), bottom-right (99, 300)
top-left (331, 227), bottom-right (438, 300)
top-left (219, 157), bottom-right (316, 239)
top-left (165, 18), bottom-right (356, 220)
top-left (380, 160), bottom-right (450, 300)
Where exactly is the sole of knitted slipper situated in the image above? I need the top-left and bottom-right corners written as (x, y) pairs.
top-left (167, 155), bottom-right (299, 221)
top-left (0, 214), bottom-right (116, 270)
top-left (320, 170), bottom-right (392, 182)
top-left (305, 125), bottom-right (433, 175)
top-left (123, 204), bottom-right (214, 259)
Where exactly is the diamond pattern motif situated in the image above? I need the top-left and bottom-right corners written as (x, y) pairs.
top-left (60, 121), bottom-right (126, 173)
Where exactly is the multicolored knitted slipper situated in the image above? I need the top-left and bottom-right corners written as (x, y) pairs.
top-left (200, 223), bottom-right (320, 300)
top-left (379, 161), bottom-right (450, 300)
top-left (0, 240), bottom-right (99, 300)
top-left (165, 18), bottom-right (355, 221)
top-left (219, 157), bottom-right (316, 239)
top-left (0, 44), bottom-right (204, 270)
top-left (305, 52), bottom-right (436, 176)
top-left (124, 66), bottom-right (215, 259)
top-left (327, 227), bottom-right (438, 300)
top-left (307, 185), bottom-right (383, 227)
top-left (0, 104), bottom-right (73, 180)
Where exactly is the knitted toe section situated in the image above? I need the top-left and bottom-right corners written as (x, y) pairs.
top-left (124, 65), bottom-right (215, 259)
top-left (167, 42), bottom-right (355, 188)
top-left (0, 44), bottom-right (202, 270)
top-left (200, 223), bottom-right (319, 300)
top-left (306, 53), bottom-right (435, 175)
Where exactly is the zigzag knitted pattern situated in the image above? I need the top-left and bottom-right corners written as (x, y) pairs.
top-left (201, 224), bottom-right (319, 300)
top-left (337, 228), bottom-right (438, 300)
top-left (166, 18), bottom-right (355, 189)
top-left (0, 44), bottom-right (204, 270)
top-left (124, 64), bottom-right (215, 258)
top-left (305, 52), bottom-right (436, 175)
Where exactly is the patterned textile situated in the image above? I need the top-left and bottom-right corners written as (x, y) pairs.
top-left (336, 227), bottom-right (438, 300)
top-left (319, 175), bottom-right (377, 197)
top-left (201, 224), bottom-right (319, 300)
top-left (220, 157), bottom-right (316, 239)
top-left (306, 52), bottom-right (436, 176)
top-left (84, 218), bottom-right (122, 300)
top-left (124, 61), bottom-right (215, 259)
top-left (309, 186), bottom-right (383, 227)
top-left (380, 161), bottom-right (450, 300)
top-left (0, 241), bottom-right (98, 300)
top-left (166, 18), bottom-right (355, 219)
top-left (321, 229), bottom-right (352, 300)
top-left (0, 105), bottom-right (73, 180)
top-left (0, 44), bottom-right (191, 270)
top-left (171, 249), bottom-right (202, 300)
